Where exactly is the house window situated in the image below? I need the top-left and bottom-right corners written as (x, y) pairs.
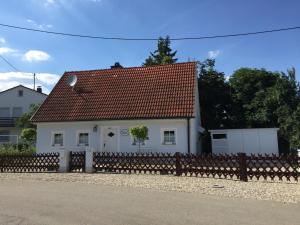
top-left (18, 90), bottom-right (23, 97)
top-left (212, 133), bottom-right (227, 139)
top-left (52, 132), bottom-right (64, 146)
top-left (162, 129), bottom-right (176, 145)
top-left (78, 132), bottom-right (89, 146)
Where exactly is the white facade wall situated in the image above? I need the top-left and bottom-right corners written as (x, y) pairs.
top-left (0, 86), bottom-right (47, 115)
top-left (210, 128), bottom-right (279, 154)
top-left (0, 86), bottom-right (47, 139)
top-left (36, 119), bottom-right (198, 154)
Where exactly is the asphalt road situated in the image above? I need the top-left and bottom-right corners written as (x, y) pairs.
top-left (0, 179), bottom-right (298, 225)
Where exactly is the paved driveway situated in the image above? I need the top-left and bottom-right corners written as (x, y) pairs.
top-left (0, 179), bottom-right (298, 225)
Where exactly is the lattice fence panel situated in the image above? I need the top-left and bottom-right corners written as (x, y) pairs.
top-left (69, 151), bottom-right (86, 172)
top-left (246, 154), bottom-right (300, 181)
top-left (0, 153), bottom-right (59, 172)
top-left (93, 152), bottom-right (176, 174)
top-left (180, 153), bottom-right (240, 179)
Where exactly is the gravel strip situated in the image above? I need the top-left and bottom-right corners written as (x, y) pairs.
top-left (0, 173), bottom-right (299, 204)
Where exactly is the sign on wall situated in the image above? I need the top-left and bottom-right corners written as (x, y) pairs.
top-left (120, 128), bottom-right (129, 136)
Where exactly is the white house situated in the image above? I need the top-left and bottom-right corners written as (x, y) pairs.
top-left (209, 128), bottom-right (279, 154)
top-left (0, 85), bottom-right (47, 144)
top-left (32, 62), bottom-right (202, 154)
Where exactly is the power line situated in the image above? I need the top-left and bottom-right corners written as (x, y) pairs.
top-left (0, 22), bottom-right (299, 41)
top-left (0, 54), bottom-right (19, 71)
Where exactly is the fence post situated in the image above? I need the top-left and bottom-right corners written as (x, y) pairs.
top-left (238, 152), bottom-right (248, 182)
top-left (85, 148), bottom-right (95, 173)
top-left (175, 152), bottom-right (182, 176)
top-left (59, 150), bottom-right (70, 173)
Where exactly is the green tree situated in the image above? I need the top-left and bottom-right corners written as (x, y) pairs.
top-left (20, 128), bottom-right (36, 145)
top-left (129, 125), bottom-right (148, 152)
top-left (198, 59), bottom-right (232, 129)
top-left (229, 67), bottom-right (300, 153)
top-left (143, 36), bottom-right (177, 66)
top-left (16, 104), bottom-right (40, 129)
top-left (229, 68), bottom-right (278, 127)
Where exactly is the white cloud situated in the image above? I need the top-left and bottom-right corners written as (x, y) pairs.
top-left (23, 50), bottom-right (50, 62)
top-left (0, 72), bottom-right (59, 85)
top-left (208, 50), bottom-right (221, 59)
top-left (26, 19), bottom-right (53, 30)
top-left (0, 71), bottom-right (59, 94)
top-left (0, 47), bottom-right (17, 55)
top-left (44, 0), bottom-right (56, 6)
top-left (0, 38), bottom-right (6, 44)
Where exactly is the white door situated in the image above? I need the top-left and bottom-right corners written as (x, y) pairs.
top-left (102, 127), bottom-right (118, 152)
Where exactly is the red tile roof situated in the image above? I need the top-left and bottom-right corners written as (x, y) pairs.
top-left (31, 62), bottom-right (197, 122)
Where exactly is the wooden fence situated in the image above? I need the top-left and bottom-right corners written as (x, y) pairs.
top-left (93, 152), bottom-right (300, 181)
top-left (69, 151), bottom-right (86, 172)
top-left (0, 153), bottom-right (59, 172)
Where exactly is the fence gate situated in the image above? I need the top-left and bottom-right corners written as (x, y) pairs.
top-left (69, 151), bottom-right (86, 172)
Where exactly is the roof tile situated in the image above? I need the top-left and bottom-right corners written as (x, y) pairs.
top-left (31, 62), bottom-right (196, 122)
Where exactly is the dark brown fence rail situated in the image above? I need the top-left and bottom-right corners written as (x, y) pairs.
top-left (93, 152), bottom-right (176, 174)
top-left (246, 154), bottom-right (299, 181)
top-left (0, 153), bottom-right (59, 172)
top-left (69, 151), bottom-right (86, 172)
top-left (93, 152), bottom-right (300, 181)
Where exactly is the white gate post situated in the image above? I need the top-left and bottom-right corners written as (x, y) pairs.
top-left (59, 150), bottom-right (70, 172)
top-left (85, 148), bottom-right (95, 173)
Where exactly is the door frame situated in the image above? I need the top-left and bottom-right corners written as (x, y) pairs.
top-left (100, 126), bottom-right (120, 152)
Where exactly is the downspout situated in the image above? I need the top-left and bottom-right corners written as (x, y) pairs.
top-left (187, 118), bottom-right (190, 154)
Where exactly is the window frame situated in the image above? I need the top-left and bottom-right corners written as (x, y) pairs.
top-left (18, 90), bottom-right (23, 97)
top-left (76, 130), bottom-right (90, 147)
top-left (212, 133), bottom-right (227, 140)
top-left (161, 128), bottom-right (177, 145)
top-left (51, 131), bottom-right (64, 147)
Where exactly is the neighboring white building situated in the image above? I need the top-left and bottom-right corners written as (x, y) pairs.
top-left (32, 62), bottom-right (202, 154)
top-left (209, 128), bottom-right (279, 154)
top-left (0, 85), bottom-right (47, 144)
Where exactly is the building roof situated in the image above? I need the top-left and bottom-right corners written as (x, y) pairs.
top-left (31, 62), bottom-right (197, 122)
top-left (0, 85), bottom-right (47, 96)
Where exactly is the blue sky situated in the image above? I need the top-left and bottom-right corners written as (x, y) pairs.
top-left (0, 0), bottom-right (299, 93)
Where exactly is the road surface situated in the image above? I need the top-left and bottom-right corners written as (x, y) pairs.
top-left (0, 179), bottom-right (298, 225)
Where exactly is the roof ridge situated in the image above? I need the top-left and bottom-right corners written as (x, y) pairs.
top-left (64, 61), bottom-right (197, 74)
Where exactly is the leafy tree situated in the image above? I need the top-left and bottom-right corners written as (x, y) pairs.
top-left (21, 128), bottom-right (36, 145)
top-left (229, 68), bottom-right (278, 127)
top-left (229, 67), bottom-right (300, 153)
top-left (198, 59), bottom-right (232, 129)
top-left (143, 36), bottom-right (177, 66)
top-left (129, 125), bottom-right (148, 152)
top-left (16, 104), bottom-right (40, 129)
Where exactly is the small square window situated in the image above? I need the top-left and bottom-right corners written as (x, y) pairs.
top-left (52, 133), bottom-right (63, 146)
top-left (18, 90), bottom-right (23, 97)
top-left (212, 133), bottom-right (227, 139)
top-left (162, 130), bottom-right (176, 145)
top-left (78, 133), bottom-right (89, 146)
